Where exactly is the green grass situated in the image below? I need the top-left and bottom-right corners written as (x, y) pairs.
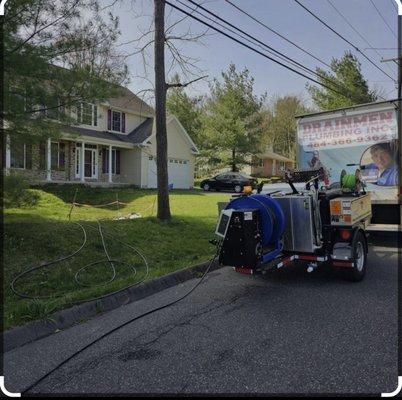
top-left (4, 184), bottom-right (230, 330)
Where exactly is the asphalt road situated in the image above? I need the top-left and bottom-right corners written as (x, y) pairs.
top-left (4, 235), bottom-right (399, 395)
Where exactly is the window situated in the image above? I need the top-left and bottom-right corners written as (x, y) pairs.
top-left (10, 142), bottom-right (32, 169)
top-left (42, 142), bottom-right (65, 171)
top-left (107, 109), bottom-right (126, 133)
top-left (112, 111), bottom-right (121, 132)
top-left (77, 102), bottom-right (97, 126)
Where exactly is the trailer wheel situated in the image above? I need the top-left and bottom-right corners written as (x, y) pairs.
top-left (342, 230), bottom-right (367, 282)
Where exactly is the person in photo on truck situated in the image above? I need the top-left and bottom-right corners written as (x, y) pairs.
top-left (365, 142), bottom-right (398, 186)
top-left (308, 150), bottom-right (330, 185)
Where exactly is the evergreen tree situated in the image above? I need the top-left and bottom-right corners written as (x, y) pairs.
top-left (307, 52), bottom-right (378, 110)
top-left (166, 74), bottom-right (203, 145)
top-left (3, 0), bottom-right (128, 146)
top-left (201, 63), bottom-right (265, 172)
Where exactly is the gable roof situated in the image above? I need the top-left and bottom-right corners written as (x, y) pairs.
top-left (258, 150), bottom-right (294, 163)
top-left (127, 118), bottom-right (153, 144)
top-left (106, 87), bottom-right (154, 117)
top-left (167, 115), bottom-right (199, 154)
top-left (127, 116), bottom-right (199, 154)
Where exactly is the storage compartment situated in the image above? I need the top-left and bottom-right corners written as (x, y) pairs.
top-left (273, 195), bottom-right (317, 253)
top-left (329, 194), bottom-right (371, 226)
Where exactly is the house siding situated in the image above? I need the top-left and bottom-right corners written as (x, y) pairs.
top-left (147, 118), bottom-right (196, 188)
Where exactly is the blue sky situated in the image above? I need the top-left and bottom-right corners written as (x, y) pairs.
top-left (108, 0), bottom-right (399, 106)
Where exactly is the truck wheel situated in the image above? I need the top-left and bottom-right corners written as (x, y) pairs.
top-left (342, 230), bottom-right (367, 282)
top-left (203, 183), bottom-right (210, 191)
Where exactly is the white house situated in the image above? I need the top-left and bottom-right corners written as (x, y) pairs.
top-left (5, 87), bottom-right (199, 189)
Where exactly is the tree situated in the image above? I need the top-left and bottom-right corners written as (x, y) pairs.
top-left (307, 51), bottom-right (379, 110)
top-left (201, 63), bottom-right (265, 172)
top-left (154, 0), bottom-right (171, 220)
top-left (2, 0), bottom-right (128, 146)
top-left (263, 95), bottom-right (309, 159)
top-left (166, 73), bottom-right (203, 145)
top-left (146, 0), bottom-right (206, 220)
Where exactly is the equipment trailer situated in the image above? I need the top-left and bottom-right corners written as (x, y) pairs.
top-left (214, 168), bottom-right (371, 282)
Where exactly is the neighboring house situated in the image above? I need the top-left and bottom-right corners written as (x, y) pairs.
top-left (5, 87), bottom-right (199, 189)
top-left (251, 148), bottom-right (295, 177)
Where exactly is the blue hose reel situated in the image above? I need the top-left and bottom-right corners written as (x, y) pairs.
top-left (225, 194), bottom-right (285, 265)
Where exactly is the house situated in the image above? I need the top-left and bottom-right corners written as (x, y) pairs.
top-left (251, 148), bottom-right (295, 177)
top-left (5, 87), bottom-right (199, 189)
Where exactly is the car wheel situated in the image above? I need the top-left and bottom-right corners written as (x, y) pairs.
top-left (234, 185), bottom-right (243, 193)
top-left (341, 230), bottom-right (367, 282)
top-left (203, 183), bottom-right (210, 192)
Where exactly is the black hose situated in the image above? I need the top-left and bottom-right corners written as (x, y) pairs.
top-left (10, 220), bottom-right (150, 304)
top-left (22, 247), bottom-right (220, 394)
top-left (10, 221), bottom-right (88, 300)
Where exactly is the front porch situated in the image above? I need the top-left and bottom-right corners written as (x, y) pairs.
top-left (6, 137), bottom-right (138, 186)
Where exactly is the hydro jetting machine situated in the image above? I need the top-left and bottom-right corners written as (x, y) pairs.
top-left (214, 168), bottom-right (372, 281)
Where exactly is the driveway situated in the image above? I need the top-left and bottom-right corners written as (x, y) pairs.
top-left (4, 235), bottom-right (398, 395)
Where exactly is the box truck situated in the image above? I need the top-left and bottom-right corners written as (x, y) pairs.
top-left (295, 100), bottom-right (400, 232)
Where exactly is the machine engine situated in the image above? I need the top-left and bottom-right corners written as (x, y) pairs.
top-left (217, 194), bottom-right (285, 268)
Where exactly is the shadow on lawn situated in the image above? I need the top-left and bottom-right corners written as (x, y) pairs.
top-left (36, 183), bottom-right (208, 211)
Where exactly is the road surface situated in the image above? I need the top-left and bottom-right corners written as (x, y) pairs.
top-left (4, 235), bottom-right (399, 395)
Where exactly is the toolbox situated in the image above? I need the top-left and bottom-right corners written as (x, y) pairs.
top-left (329, 194), bottom-right (372, 226)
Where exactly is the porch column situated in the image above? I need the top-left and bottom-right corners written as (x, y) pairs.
top-left (46, 138), bottom-right (51, 181)
top-left (5, 135), bottom-right (11, 175)
top-left (108, 145), bottom-right (113, 183)
top-left (80, 141), bottom-right (85, 182)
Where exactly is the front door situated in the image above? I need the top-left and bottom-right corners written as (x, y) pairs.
top-left (84, 148), bottom-right (97, 178)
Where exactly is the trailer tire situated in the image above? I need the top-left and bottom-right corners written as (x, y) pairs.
top-left (342, 230), bottom-right (367, 282)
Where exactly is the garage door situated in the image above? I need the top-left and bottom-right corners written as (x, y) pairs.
top-left (147, 157), bottom-right (191, 189)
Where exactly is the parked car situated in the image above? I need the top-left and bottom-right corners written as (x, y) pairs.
top-left (200, 172), bottom-right (258, 193)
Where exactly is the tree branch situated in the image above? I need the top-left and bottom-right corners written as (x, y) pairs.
top-left (166, 75), bottom-right (208, 89)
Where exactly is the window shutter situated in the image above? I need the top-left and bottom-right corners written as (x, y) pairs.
top-left (76, 103), bottom-right (82, 123)
top-left (122, 113), bottom-right (126, 133)
top-left (102, 148), bottom-right (108, 173)
top-left (107, 109), bottom-right (112, 130)
top-left (93, 105), bottom-right (97, 126)
top-left (116, 150), bottom-right (120, 174)
top-left (39, 143), bottom-right (46, 170)
top-left (59, 143), bottom-right (65, 171)
top-left (25, 145), bottom-right (32, 169)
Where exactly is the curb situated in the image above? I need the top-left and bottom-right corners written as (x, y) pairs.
top-left (4, 258), bottom-right (220, 352)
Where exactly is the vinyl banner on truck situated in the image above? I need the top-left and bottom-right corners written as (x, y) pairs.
top-left (297, 103), bottom-right (399, 203)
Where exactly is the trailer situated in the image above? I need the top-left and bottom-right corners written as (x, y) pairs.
top-left (294, 100), bottom-right (400, 232)
top-left (214, 168), bottom-right (372, 281)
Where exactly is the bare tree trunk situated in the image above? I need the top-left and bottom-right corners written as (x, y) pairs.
top-left (231, 148), bottom-right (236, 172)
top-left (154, 0), bottom-right (171, 220)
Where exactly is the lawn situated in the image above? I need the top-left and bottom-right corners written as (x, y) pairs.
top-left (4, 184), bottom-right (230, 330)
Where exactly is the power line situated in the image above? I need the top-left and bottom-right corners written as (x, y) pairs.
top-left (176, 0), bottom-right (316, 76)
top-left (369, 0), bottom-right (397, 39)
top-left (182, 0), bottom-right (334, 82)
top-left (293, 0), bottom-right (397, 83)
top-left (223, 0), bottom-right (331, 69)
top-left (326, 0), bottom-right (396, 77)
top-left (166, 0), bottom-right (375, 102)
top-left (181, 0), bottom-right (385, 101)
top-left (390, 0), bottom-right (398, 12)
